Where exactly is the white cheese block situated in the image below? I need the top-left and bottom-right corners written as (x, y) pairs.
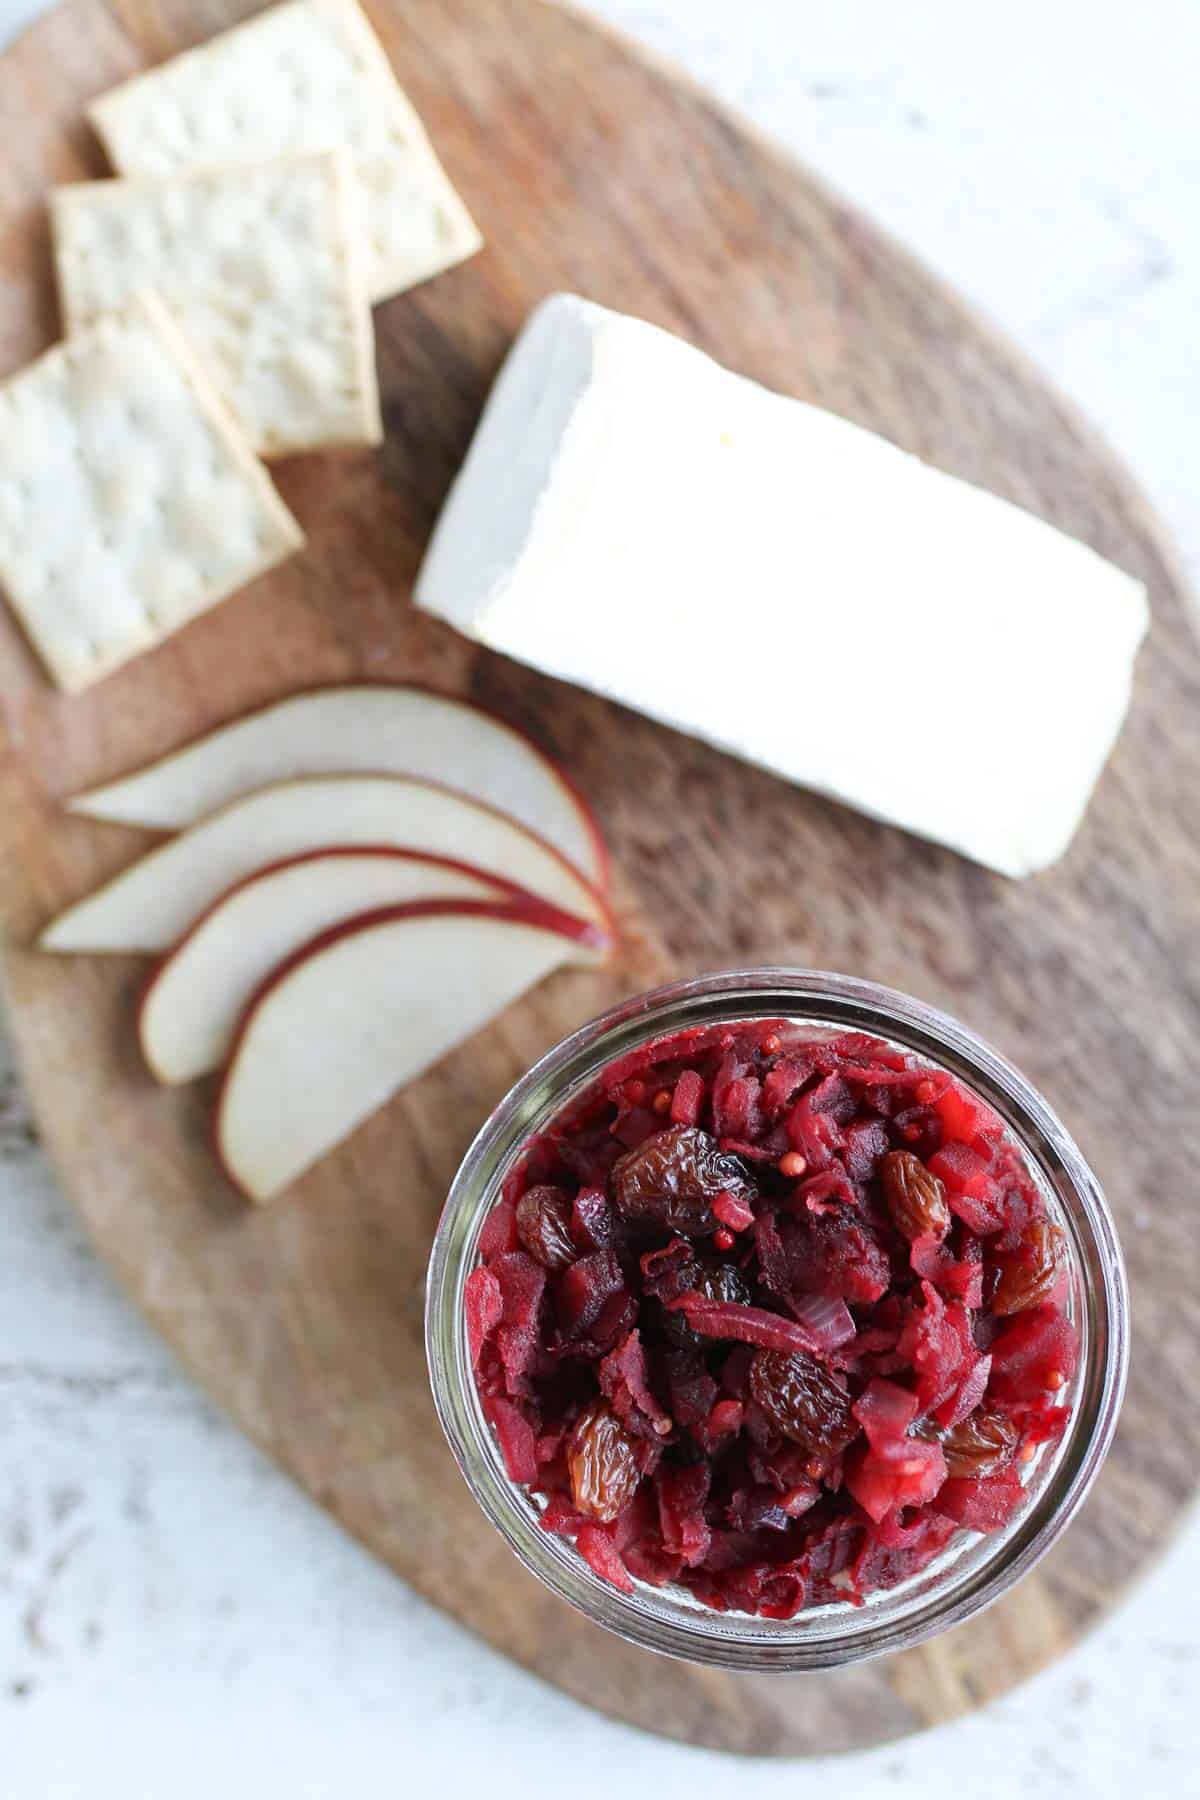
top-left (414, 294), bottom-right (1149, 876)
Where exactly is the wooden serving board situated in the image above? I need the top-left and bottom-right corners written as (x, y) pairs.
top-left (0, 0), bottom-right (1197, 1757)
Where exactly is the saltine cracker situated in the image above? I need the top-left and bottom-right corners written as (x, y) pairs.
top-left (52, 150), bottom-right (382, 458)
top-left (89, 0), bottom-right (482, 303)
top-left (0, 293), bottom-right (303, 692)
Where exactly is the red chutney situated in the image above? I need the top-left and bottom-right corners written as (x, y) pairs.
top-left (466, 1023), bottom-right (1078, 1617)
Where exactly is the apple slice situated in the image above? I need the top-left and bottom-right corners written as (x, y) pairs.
top-left (68, 684), bottom-right (608, 891)
top-left (138, 847), bottom-right (591, 1085)
top-left (40, 775), bottom-right (614, 956)
top-left (215, 899), bottom-right (583, 1201)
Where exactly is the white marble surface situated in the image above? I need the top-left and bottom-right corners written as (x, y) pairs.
top-left (2, 1), bottom-right (1198, 1794)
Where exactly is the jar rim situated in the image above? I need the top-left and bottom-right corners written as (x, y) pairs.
top-left (425, 967), bottom-right (1129, 1670)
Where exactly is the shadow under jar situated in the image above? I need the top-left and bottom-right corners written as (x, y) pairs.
top-left (425, 970), bottom-right (1127, 1671)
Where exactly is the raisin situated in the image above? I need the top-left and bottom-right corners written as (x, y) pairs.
top-left (912, 1415), bottom-right (946, 1441)
top-left (566, 1399), bottom-right (640, 1522)
top-left (939, 1409), bottom-right (1020, 1478)
top-left (748, 1349), bottom-right (856, 1455)
top-left (991, 1219), bottom-right (1066, 1315)
top-left (879, 1150), bottom-right (951, 1242)
top-left (571, 1188), bottom-right (613, 1250)
top-left (662, 1259), bottom-right (751, 1348)
top-left (515, 1185), bottom-right (576, 1270)
top-left (611, 1126), bottom-right (754, 1238)
top-left (696, 1261), bottom-right (752, 1309)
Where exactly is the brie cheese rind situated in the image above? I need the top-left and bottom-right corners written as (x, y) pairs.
top-left (414, 294), bottom-right (1149, 877)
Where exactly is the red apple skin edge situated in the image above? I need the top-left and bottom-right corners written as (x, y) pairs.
top-left (56, 766), bottom-right (616, 958)
top-left (327, 768), bottom-right (616, 942)
top-left (386, 682), bottom-right (612, 897)
top-left (210, 896), bottom-right (608, 1203)
top-left (133, 842), bottom-right (609, 1050)
top-left (72, 679), bottom-right (612, 897)
top-left (55, 759), bottom-right (615, 956)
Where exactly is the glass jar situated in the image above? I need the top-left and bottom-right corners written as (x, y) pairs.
top-left (425, 969), bottom-right (1128, 1670)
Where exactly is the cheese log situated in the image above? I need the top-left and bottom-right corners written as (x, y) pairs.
top-left (414, 294), bottom-right (1149, 877)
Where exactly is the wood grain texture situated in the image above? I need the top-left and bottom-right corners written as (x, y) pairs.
top-left (0, 0), bottom-right (1197, 1757)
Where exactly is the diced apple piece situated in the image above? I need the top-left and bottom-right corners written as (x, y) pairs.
top-left (69, 684), bottom-right (608, 891)
top-left (215, 900), bottom-right (583, 1201)
top-left (40, 775), bottom-right (613, 957)
top-left (138, 847), bottom-right (555, 1084)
